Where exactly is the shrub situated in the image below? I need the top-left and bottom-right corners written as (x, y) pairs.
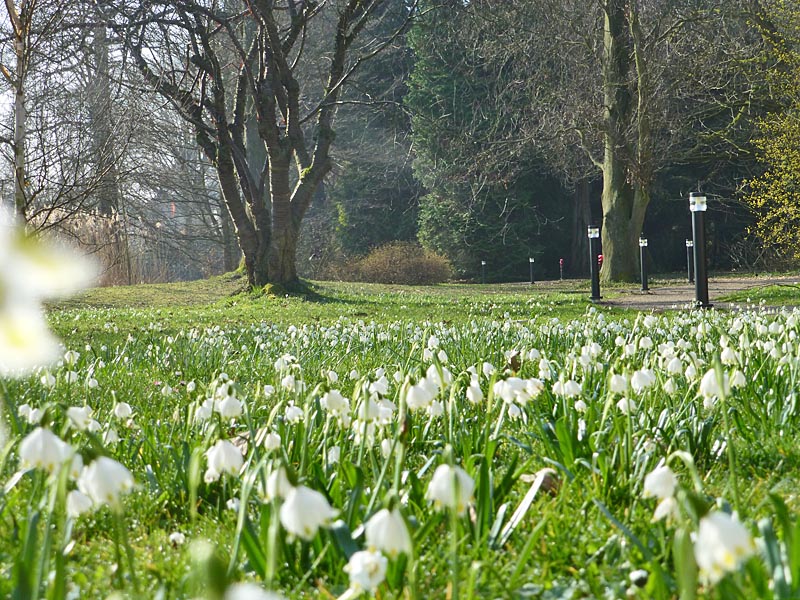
top-left (345, 242), bottom-right (452, 285)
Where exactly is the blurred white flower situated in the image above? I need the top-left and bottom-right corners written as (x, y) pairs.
top-left (216, 395), bottom-right (243, 419)
top-left (279, 485), bottom-right (338, 540)
top-left (652, 496), bottom-right (680, 523)
top-left (699, 368), bottom-right (730, 400)
top-left (224, 582), bottom-right (286, 600)
top-left (466, 383), bottom-right (483, 404)
top-left (343, 549), bottom-right (388, 594)
top-left (0, 308), bottom-right (61, 376)
top-left (630, 369), bottom-right (656, 394)
top-left (66, 490), bottom-right (93, 518)
top-left (113, 402), bottom-right (133, 419)
top-left (426, 464), bottom-right (474, 515)
top-left (616, 397), bottom-right (637, 415)
top-left (321, 390), bottom-right (350, 416)
top-left (19, 427), bottom-right (73, 473)
top-left (66, 406), bottom-right (93, 431)
top-left (694, 511), bottom-right (755, 584)
top-left (284, 404), bottom-right (304, 424)
top-left (327, 445), bottom-right (341, 465)
top-left (205, 440), bottom-right (244, 483)
top-left (78, 456), bottom-right (135, 509)
top-left (261, 431), bottom-right (281, 451)
top-left (265, 466), bottom-right (293, 501)
top-left (365, 508), bottom-right (412, 558)
top-left (643, 465), bottom-right (677, 500)
top-left (609, 374), bottom-right (628, 394)
top-left (169, 531), bottom-right (186, 546)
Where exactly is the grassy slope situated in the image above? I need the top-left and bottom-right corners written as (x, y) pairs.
top-left (49, 274), bottom-right (627, 346)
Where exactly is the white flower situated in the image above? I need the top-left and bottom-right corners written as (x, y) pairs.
top-left (380, 438), bottom-right (392, 459)
top-left (652, 496), bottom-right (680, 523)
top-left (730, 370), bottom-right (746, 389)
top-left (720, 347), bottom-right (738, 366)
top-left (630, 369), bottom-right (656, 394)
top-left (40, 373), bottom-right (55, 387)
top-left (186, 380), bottom-right (197, 393)
top-left (0, 307), bottom-right (61, 376)
top-left (18, 427), bottom-right (73, 473)
top-left (284, 404), bottom-right (304, 424)
top-left (666, 357), bottom-right (683, 375)
top-left (699, 368), bottom-right (730, 400)
top-left (694, 511), bottom-right (755, 584)
top-left (265, 466), bottom-right (293, 501)
top-left (113, 402), bottom-right (133, 419)
top-left (466, 383), bottom-right (483, 404)
top-left (205, 440), bottom-right (244, 483)
top-left (574, 399), bottom-right (587, 413)
top-left (643, 465), bottom-right (677, 500)
top-left (344, 550), bottom-right (388, 594)
top-left (426, 464), bottom-right (475, 515)
top-left (616, 397), bottom-right (637, 415)
top-left (66, 406), bottom-right (93, 431)
top-left (428, 399), bottom-right (444, 418)
top-left (327, 445), bottom-right (341, 465)
top-left (195, 398), bottom-right (214, 421)
top-left (261, 431), bottom-right (281, 451)
top-left (321, 390), bottom-right (350, 416)
top-left (609, 374), bottom-right (628, 394)
top-left (365, 508), bottom-right (412, 558)
top-left (169, 531), bottom-right (186, 545)
top-left (224, 582), bottom-right (286, 600)
top-left (66, 490), bottom-right (93, 518)
top-left (77, 457), bottom-right (135, 508)
top-left (406, 383), bottom-right (434, 411)
top-left (279, 485), bottom-right (338, 540)
top-left (663, 378), bottom-right (677, 395)
top-left (216, 395), bottom-right (244, 419)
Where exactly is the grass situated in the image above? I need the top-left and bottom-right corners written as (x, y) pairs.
top-left (5, 273), bottom-right (800, 599)
top-left (718, 282), bottom-right (800, 306)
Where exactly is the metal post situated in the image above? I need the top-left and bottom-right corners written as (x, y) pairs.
top-left (559, 258), bottom-right (564, 281)
top-left (639, 237), bottom-right (649, 292)
top-left (529, 257), bottom-right (535, 284)
top-left (689, 193), bottom-right (710, 308)
top-left (686, 240), bottom-right (694, 283)
top-left (588, 226), bottom-right (601, 301)
top-left (481, 260), bottom-right (486, 284)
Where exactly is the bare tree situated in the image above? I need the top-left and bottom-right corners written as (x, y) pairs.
top-left (109, 0), bottom-right (417, 287)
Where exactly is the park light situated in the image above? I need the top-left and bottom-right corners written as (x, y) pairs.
top-left (689, 193), bottom-right (707, 212)
top-left (528, 257), bottom-right (535, 285)
top-left (480, 260), bottom-right (487, 284)
top-left (689, 193), bottom-right (710, 308)
top-left (639, 237), bottom-right (649, 292)
top-left (686, 239), bottom-right (694, 283)
top-left (587, 226), bottom-right (601, 301)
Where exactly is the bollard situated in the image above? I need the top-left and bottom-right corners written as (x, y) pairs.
top-left (588, 227), bottom-right (601, 301)
top-left (689, 193), bottom-right (710, 308)
top-left (639, 237), bottom-right (649, 292)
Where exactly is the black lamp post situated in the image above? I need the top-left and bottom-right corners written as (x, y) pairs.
top-left (639, 237), bottom-right (649, 292)
top-left (689, 193), bottom-right (710, 308)
top-left (481, 260), bottom-right (486, 284)
top-left (685, 240), bottom-right (694, 283)
top-left (529, 257), bottom-right (535, 284)
top-left (588, 226), bottom-right (601, 301)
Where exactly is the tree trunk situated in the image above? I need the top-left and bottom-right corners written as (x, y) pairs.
top-left (569, 178), bottom-right (592, 276)
top-left (12, 34), bottom-right (26, 219)
top-left (266, 145), bottom-right (298, 286)
top-left (599, 0), bottom-right (638, 282)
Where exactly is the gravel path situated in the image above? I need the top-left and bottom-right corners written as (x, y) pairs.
top-left (599, 275), bottom-right (800, 311)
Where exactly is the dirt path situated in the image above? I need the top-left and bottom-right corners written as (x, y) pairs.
top-left (599, 275), bottom-right (800, 311)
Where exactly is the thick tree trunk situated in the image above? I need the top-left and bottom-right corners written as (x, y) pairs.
top-left (599, 0), bottom-right (640, 283)
top-left (266, 146), bottom-right (298, 286)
